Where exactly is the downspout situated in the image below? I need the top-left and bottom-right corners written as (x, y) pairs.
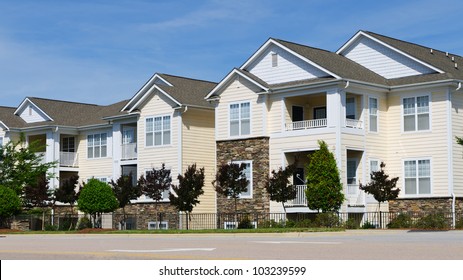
top-left (452, 193), bottom-right (456, 229)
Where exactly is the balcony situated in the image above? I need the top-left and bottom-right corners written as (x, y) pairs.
top-left (285, 119), bottom-right (327, 131)
top-left (345, 118), bottom-right (363, 129)
top-left (122, 143), bottom-right (137, 160)
top-left (60, 152), bottom-right (78, 167)
top-left (286, 185), bottom-right (308, 207)
top-left (346, 184), bottom-right (365, 206)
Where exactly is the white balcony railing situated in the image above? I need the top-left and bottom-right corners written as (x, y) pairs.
top-left (347, 184), bottom-right (365, 206)
top-left (60, 152), bottom-right (79, 167)
top-left (285, 118), bottom-right (327, 131)
top-left (345, 118), bottom-right (363, 129)
top-left (122, 143), bottom-right (137, 160)
top-left (286, 185), bottom-right (308, 207)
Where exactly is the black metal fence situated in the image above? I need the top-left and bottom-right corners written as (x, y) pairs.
top-left (7, 211), bottom-right (463, 231)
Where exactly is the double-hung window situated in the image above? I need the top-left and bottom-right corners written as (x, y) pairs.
top-left (87, 133), bottom-right (107, 158)
top-left (230, 102), bottom-right (250, 136)
top-left (369, 97), bottom-right (378, 132)
top-left (232, 160), bottom-right (252, 198)
top-left (146, 115), bottom-right (171, 146)
top-left (404, 159), bottom-right (431, 195)
top-left (403, 96), bottom-right (430, 131)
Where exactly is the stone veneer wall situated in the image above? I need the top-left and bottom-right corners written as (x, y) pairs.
top-left (216, 137), bottom-right (270, 213)
top-left (388, 197), bottom-right (463, 213)
top-left (113, 202), bottom-right (178, 230)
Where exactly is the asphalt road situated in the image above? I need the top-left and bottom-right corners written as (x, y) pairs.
top-left (1, 230), bottom-right (463, 260)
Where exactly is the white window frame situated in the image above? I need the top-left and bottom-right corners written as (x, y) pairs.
top-left (403, 158), bottom-right (432, 196)
top-left (402, 94), bottom-right (431, 133)
top-left (144, 169), bottom-right (171, 201)
top-left (346, 159), bottom-right (357, 195)
top-left (145, 115), bottom-right (172, 147)
top-left (87, 177), bottom-right (109, 183)
top-left (231, 160), bottom-right (253, 199)
top-left (87, 132), bottom-right (108, 159)
top-left (369, 97), bottom-right (378, 133)
top-left (223, 221), bottom-right (257, 229)
top-left (148, 221), bottom-right (168, 230)
top-left (229, 101), bottom-right (251, 137)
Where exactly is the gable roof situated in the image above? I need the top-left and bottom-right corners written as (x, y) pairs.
top-left (123, 73), bottom-right (217, 112)
top-left (0, 98), bottom-right (129, 130)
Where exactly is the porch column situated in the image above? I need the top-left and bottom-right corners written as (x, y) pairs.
top-left (326, 89), bottom-right (344, 169)
top-left (112, 122), bottom-right (122, 180)
top-left (46, 129), bottom-right (60, 189)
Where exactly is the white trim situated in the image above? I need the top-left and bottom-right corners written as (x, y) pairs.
top-left (240, 38), bottom-right (341, 79)
top-left (447, 88), bottom-right (454, 195)
top-left (14, 98), bottom-right (54, 122)
top-left (401, 93), bottom-right (432, 133)
top-left (129, 84), bottom-right (181, 113)
top-left (205, 69), bottom-right (269, 99)
top-left (177, 110), bottom-right (183, 178)
top-left (402, 157), bottom-right (433, 197)
top-left (228, 100), bottom-right (252, 138)
top-left (336, 31), bottom-right (444, 74)
top-left (0, 121), bottom-right (9, 131)
top-left (368, 96), bottom-right (379, 133)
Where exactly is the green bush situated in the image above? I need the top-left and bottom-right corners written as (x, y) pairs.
top-left (260, 219), bottom-right (286, 228)
top-left (238, 216), bottom-right (255, 229)
top-left (387, 213), bottom-right (413, 229)
top-left (77, 216), bottom-right (92, 230)
top-left (45, 224), bottom-right (58, 231)
top-left (344, 219), bottom-right (360, 229)
top-left (294, 219), bottom-right (313, 228)
top-left (415, 213), bottom-right (449, 230)
top-left (314, 212), bottom-right (341, 228)
top-left (361, 221), bottom-right (377, 229)
top-left (455, 218), bottom-right (463, 229)
top-left (0, 185), bottom-right (22, 225)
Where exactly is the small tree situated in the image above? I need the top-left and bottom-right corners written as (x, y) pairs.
top-left (266, 164), bottom-right (297, 215)
top-left (169, 164), bottom-right (205, 230)
top-left (359, 162), bottom-right (400, 211)
top-left (305, 140), bottom-right (344, 212)
top-left (54, 175), bottom-right (80, 215)
top-left (0, 134), bottom-right (56, 196)
top-left (77, 179), bottom-right (119, 228)
top-left (110, 173), bottom-right (141, 230)
top-left (212, 163), bottom-right (249, 214)
top-left (23, 174), bottom-right (51, 230)
top-left (137, 163), bottom-right (172, 207)
top-left (0, 185), bottom-right (22, 228)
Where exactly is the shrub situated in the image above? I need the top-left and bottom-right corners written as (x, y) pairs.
top-left (45, 224), bottom-right (58, 231)
top-left (294, 219), bottom-right (313, 228)
top-left (0, 185), bottom-right (22, 227)
top-left (77, 216), bottom-right (92, 230)
top-left (344, 219), bottom-right (360, 229)
top-left (455, 218), bottom-right (463, 229)
top-left (260, 219), bottom-right (286, 228)
top-left (314, 212), bottom-right (341, 228)
top-left (238, 216), bottom-right (255, 229)
top-left (387, 213), bottom-right (413, 229)
top-left (361, 221), bottom-right (377, 229)
top-left (415, 213), bottom-right (449, 230)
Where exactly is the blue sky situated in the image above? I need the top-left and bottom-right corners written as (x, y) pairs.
top-left (1, 0), bottom-right (463, 107)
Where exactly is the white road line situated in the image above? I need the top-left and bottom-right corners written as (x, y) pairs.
top-left (107, 248), bottom-right (216, 253)
top-left (253, 241), bottom-right (341, 245)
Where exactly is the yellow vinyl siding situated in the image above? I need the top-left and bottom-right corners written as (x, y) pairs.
top-left (386, 89), bottom-right (449, 197)
top-left (137, 91), bottom-right (179, 181)
top-left (76, 131), bottom-right (113, 183)
top-left (216, 77), bottom-right (264, 140)
top-left (182, 108), bottom-right (216, 213)
top-left (452, 91), bottom-right (463, 196)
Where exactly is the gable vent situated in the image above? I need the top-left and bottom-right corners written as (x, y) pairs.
top-left (271, 52), bottom-right (278, 67)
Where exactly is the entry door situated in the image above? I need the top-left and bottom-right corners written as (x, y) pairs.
top-left (293, 168), bottom-right (305, 185)
top-left (313, 107), bottom-right (326, 119)
top-left (292, 106), bottom-right (304, 122)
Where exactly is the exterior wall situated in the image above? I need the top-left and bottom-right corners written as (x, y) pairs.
top-left (247, 45), bottom-right (328, 84)
top-left (76, 127), bottom-right (114, 183)
top-left (113, 203), bottom-right (178, 230)
top-left (452, 90), bottom-right (463, 197)
top-left (389, 198), bottom-right (463, 213)
top-left (342, 36), bottom-right (434, 79)
top-left (216, 137), bottom-right (270, 213)
top-left (182, 108), bottom-right (216, 213)
top-left (215, 77), bottom-right (265, 141)
top-left (385, 88), bottom-right (450, 198)
top-left (137, 91), bottom-right (180, 202)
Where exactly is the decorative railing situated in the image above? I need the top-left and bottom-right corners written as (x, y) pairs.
top-left (60, 152), bottom-right (78, 167)
top-left (285, 118), bottom-right (327, 131)
top-left (122, 143), bottom-right (137, 160)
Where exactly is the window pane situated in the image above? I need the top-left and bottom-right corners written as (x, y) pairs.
top-left (370, 160), bottom-right (379, 173)
top-left (154, 132), bottom-right (162, 146)
top-left (154, 117), bottom-right (162, 131)
top-left (404, 161), bottom-right (416, 177)
top-left (146, 132), bottom-right (153, 146)
top-left (346, 97), bottom-right (355, 118)
top-left (240, 103), bottom-right (250, 119)
top-left (94, 146), bottom-right (100, 158)
top-left (369, 98), bottom-right (378, 115)
top-left (403, 97), bottom-right (415, 114)
top-left (405, 178), bottom-right (417, 194)
top-left (417, 114), bottom-right (429, 130)
top-left (241, 119), bottom-right (250, 135)
top-left (417, 96), bottom-right (429, 113)
top-left (101, 133), bottom-right (107, 145)
top-left (370, 115), bottom-right (377, 132)
top-left (101, 146), bottom-right (107, 158)
top-left (146, 118), bottom-right (153, 132)
top-left (230, 104), bottom-right (239, 120)
top-left (163, 116), bottom-right (170, 130)
top-left (419, 178), bottom-right (431, 194)
top-left (87, 135), bottom-right (94, 147)
top-left (230, 120), bottom-right (239, 136)
top-left (404, 115), bottom-right (415, 131)
top-left (163, 130), bottom-right (171, 145)
top-left (418, 160), bottom-right (430, 177)
top-left (87, 147), bottom-right (93, 158)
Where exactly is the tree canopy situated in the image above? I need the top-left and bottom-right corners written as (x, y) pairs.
top-left (0, 185), bottom-right (22, 227)
top-left (305, 140), bottom-right (344, 212)
top-left (266, 164), bottom-right (297, 213)
top-left (169, 164), bottom-right (205, 213)
top-left (213, 163), bottom-right (249, 213)
top-left (359, 162), bottom-right (400, 211)
top-left (137, 163), bottom-right (172, 205)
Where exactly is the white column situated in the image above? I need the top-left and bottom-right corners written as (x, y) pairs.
top-left (46, 129), bottom-right (60, 189)
top-left (112, 122), bottom-right (122, 180)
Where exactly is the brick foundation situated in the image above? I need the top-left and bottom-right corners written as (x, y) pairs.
top-left (216, 137), bottom-right (270, 213)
